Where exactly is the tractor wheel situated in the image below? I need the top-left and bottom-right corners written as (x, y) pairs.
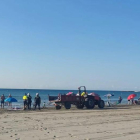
top-left (98, 100), bottom-right (105, 109)
top-left (76, 103), bottom-right (84, 109)
top-left (85, 98), bottom-right (95, 109)
top-left (55, 105), bottom-right (61, 110)
top-left (64, 102), bottom-right (71, 109)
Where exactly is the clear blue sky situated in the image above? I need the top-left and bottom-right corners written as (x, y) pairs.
top-left (0, 0), bottom-right (140, 90)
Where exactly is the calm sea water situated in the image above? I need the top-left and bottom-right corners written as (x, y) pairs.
top-left (0, 89), bottom-right (139, 108)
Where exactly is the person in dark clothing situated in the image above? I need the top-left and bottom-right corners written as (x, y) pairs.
top-left (27, 93), bottom-right (32, 109)
top-left (1, 94), bottom-right (5, 108)
top-left (117, 96), bottom-right (122, 104)
top-left (34, 93), bottom-right (41, 110)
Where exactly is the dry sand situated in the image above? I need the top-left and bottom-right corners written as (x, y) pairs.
top-left (0, 105), bottom-right (140, 140)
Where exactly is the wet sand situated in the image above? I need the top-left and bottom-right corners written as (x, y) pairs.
top-left (0, 105), bottom-right (140, 140)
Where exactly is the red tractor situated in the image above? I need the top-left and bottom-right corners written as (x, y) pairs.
top-left (48, 86), bottom-right (105, 110)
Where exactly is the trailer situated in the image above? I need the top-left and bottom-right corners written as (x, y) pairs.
top-left (48, 86), bottom-right (105, 110)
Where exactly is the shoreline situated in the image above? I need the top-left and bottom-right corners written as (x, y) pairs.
top-left (0, 104), bottom-right (137, 114)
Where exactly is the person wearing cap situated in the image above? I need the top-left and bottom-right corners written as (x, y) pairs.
top-left (23, 93), bottom-right (28, 110)
top-left (34, 93), bottom-right (41, 110)
top-left (27, 93), bottom-right (32, 109)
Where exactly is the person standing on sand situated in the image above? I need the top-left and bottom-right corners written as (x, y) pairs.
top-left (107, 96), bottom-right (111, 106)
top-left (23, 93), bottom-right (28, 110)
top-left (128, 100), bottom-right (130, 105)
top-left (8, 94), bottom-right (12, 107)
top-left (8, 94), bottom-right (12, 98)
top-left (27, 93), bottom-right (32, 109)
top-left (128, 99), bottom-right (133, 105)
top-left (43, 102), bottom-right (46, 108)
top-left (1, 94), bottom-right (5, 108)
top-left (34, 93), bottom-right (41, 110)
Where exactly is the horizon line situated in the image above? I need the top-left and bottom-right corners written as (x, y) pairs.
top-left (0, 87), bottom-right (135, 92)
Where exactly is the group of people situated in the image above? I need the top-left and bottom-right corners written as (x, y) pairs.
top-left (23, 93), bottom-right (41, 110)
top-left (1, 93), bottom-right (42, 110)
top-left (107, 95), bottom-right (140, 106)
top-left (128, 98), bottom-right (140, 105)
top-left (1, 94), bottom-right (12, 108)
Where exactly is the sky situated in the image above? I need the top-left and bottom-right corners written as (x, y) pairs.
top-left (0, 0), bottom-right (140, 90)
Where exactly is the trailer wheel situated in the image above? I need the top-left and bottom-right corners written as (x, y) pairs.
top-left (64, 102), bottom-right (71, 109)
top-left (76, 103), bottom-right (84, 109)
top-left (85, 98), bottom-right (95, 109)
top-left (98, 100), bottom-right (105, 109)
top-left (55, 105), bottom-right (61, 110)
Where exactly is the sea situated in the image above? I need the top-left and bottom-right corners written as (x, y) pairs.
top-left (0, 89), bottom-right (139, 108)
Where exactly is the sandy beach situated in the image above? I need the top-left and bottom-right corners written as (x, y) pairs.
top-left (0, 105), bottom-right (140, 140)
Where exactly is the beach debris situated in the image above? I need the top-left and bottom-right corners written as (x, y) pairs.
top-left (68, 133), bottom-right (73, 137)
top-left (25, 117), bottom-right (31, 119)
top-left (44, 127), bottom-right (47, 130)
top-left (15, 138), bottom-right (20, 140)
